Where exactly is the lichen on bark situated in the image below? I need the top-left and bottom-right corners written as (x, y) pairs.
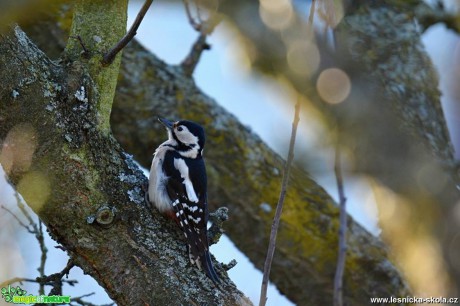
top-left (1, 19), bottom-right (250, 306)
top-left (65, 0), bottom-right (128, 134)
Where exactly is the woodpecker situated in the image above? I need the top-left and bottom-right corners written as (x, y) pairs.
top-left (148, 117), bottom-right (220, 283)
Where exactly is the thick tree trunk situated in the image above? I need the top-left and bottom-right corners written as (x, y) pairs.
top-left (0, 2), bottom-right (425, 305)
top-left (0, 26), bottom-right (251, 306)
top-left (213, 0), bottom-right (460, 296)
top-left (110, 40), bottom-right (410, 305)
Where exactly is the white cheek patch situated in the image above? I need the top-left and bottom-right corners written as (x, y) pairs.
top-left (173, 158), bottom-right (199, 203)
top-left (175, 126), bottom-right (199, 146)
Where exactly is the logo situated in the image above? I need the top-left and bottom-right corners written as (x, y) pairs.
top-left (1, 285), bottom-right (71, 304)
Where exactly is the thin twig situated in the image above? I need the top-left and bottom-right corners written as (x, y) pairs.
top-left (180, 0), bottom-right (218, 76)
top-left (181, 33), bottom-right (210, 76)
top-left (70, 292), bottom-right (114, 306)
top-left (333, 141), bottom-right (347, 306)
top-left (102, 0), bottom-right (154, 66)
top-left (37, 219), bottom-right (47, 295)
top-left (10, 192), bottom-right (49, 294)
top-left (70, 35), bottom-right (90, 58)
top-left (14, 192), bottom-right (34, 226)
top-left (3, 193), bottom-right (75, 293)
top-left (1, 205), bottom-right (33, 233)
top-left (0, 277), bottom-right (33, 288)
top-left (308, 0), bottom-right (316, 27)
top-left (183, 0), bottom-right (202, 31)
top-left (0, 276), bottom-right (77, 289)
top-left (259, 99), bottom-right (301, 306)
top-left (44, 259), bottom-right (76, 295)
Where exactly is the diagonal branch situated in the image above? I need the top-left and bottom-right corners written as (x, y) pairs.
top-left (102, 0), bottom-right (154, 66)
top-left (180, 0), bottom-right (218, 76)
top-left (259, 99), bottom-right (301, 306)
top-left (1, 205), bottom-right (33, 233)
top-left (333, 140), bottom-right (347, 306)
top-left (1, 25), bottom-right (251, 305)
top-left (181, 33), bottom-right (210, 76)
top-left (3, 191), bottom-right (49, 294)
top-left (183, 0), bottom-right (202, 32)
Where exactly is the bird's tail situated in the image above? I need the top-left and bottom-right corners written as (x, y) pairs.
top-left (201, 250), bottom-right (220, 284)
top-left (188, 243), bottom-right (220, 284)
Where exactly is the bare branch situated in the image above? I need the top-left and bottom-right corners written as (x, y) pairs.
top-left (37, 219), bottom-right (47, 295)
top-left (70, 292), bottom-right (114, 306)
top-left (181, 33), bottom-right (210, 76)
top-left (259, 99), bottom-right (301, 306)
top-left (180, 0), bottom-right (218, 76)
top-left (69, 35), bottom-right (90, 58)
top-left (102, 0), bottom-right (153, 66)
top-left (183, 0), bottom-right (202, 31)
top-left (0, 199), bottom-right (75, 294)
top-left (1, 205), bottom-right (34, 233)
top-left (308, 0), bottom-right (316, 27)
top-left (13, 192), bottom-right (35, 227)
top-left (333, 141), bottom-right (347, 306)
top-left (8, 191), bottom-right (49, 294)
top-left (0, 277), bottom-right (32, 288)
top-left (0, 276), bottom-right (77, 289)
top-left (42, 259), bottom-right (76, 296)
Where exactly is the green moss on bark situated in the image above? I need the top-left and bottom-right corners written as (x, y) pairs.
top-left (65, 0), bottom-right (128, 134)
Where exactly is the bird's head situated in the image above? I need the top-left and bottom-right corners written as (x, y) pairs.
top-left (158, 117), bottom-right (205, 158)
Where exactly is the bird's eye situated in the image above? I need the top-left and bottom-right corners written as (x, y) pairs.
top-left (177, 126), bottom-right (183, 132)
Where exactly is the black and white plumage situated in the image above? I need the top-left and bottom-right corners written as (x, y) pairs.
top-left (148, 117), bottom-right (219, 283)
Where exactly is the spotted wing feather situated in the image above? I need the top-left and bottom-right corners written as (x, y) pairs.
top-left (163, 151), bottom-right (219, 283)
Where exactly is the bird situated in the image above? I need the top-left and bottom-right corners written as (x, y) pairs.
top-left (148, 117), bottom-right (220, 283)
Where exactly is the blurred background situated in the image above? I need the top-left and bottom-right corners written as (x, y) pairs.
top-left (1, 0), bottom-right (460, 305)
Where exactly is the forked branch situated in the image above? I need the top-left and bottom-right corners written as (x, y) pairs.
top-left (181, 0), bottom-right (218, 76)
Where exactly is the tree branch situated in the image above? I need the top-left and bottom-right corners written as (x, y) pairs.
top-left (333, 142), bottom-right (347, 306)
top-left (181, 33), bottom-right (210, 76)
top-left (65, 0), bottom-right (128, 134)
top-left (102, 0), bottom-right (154, 66)
top-left (259, 100), bottom-right (300, 306)
top-left (210, 0), bottom-right (460, 296)
top-left (183, 0), bottom-right (202, 32)
top-left (15, 8), bottom-right (415, 304)
top-left (2, 192), bottom-right (49, 294)
top-left (0, 26), bottom-right (251, 305)
top-left (180, 0), bottom-right (217, 76)
top-left (109, 39), bottom-right (411, 305)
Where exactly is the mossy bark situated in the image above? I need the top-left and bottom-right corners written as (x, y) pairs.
top-left (110, 39), bottom-right (411, 305)
top-left (215, 0), bottom-right (460, 297)
top-left (4, 4), bottom-right (416, 305)
top-left (65, 0), bottom-right (128, 134)
top-left (0, 20), bottom-right (250, 306)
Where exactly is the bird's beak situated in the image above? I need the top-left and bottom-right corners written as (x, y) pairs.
top-left (158, 117), bottom-right (174, 130)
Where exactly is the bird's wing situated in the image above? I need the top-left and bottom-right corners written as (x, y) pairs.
top-left (162, 151), bottom-right (219, 283)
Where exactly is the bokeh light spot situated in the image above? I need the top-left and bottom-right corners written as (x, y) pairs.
top-left (17, 171), bottom-right (50, 212)
top-left (287, 40), bottom-right (320, 77)
top-left (0, 124), bottom-right (37, 175)
top-left (316, 68), bottom-right (351, 104)
top-left (259, 0), bottom-right (293, 30)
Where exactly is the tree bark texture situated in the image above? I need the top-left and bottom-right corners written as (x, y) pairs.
top-left (214, 0), bottom-right (460, 296)
top-left (0, 2), bottom-right (448, 305)
top-left (0, 1), bottom-right (435, 305)
top-left (110, 41), bottom-right (410, 305)
top-left (0, 25), bottom-right (251, 306)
